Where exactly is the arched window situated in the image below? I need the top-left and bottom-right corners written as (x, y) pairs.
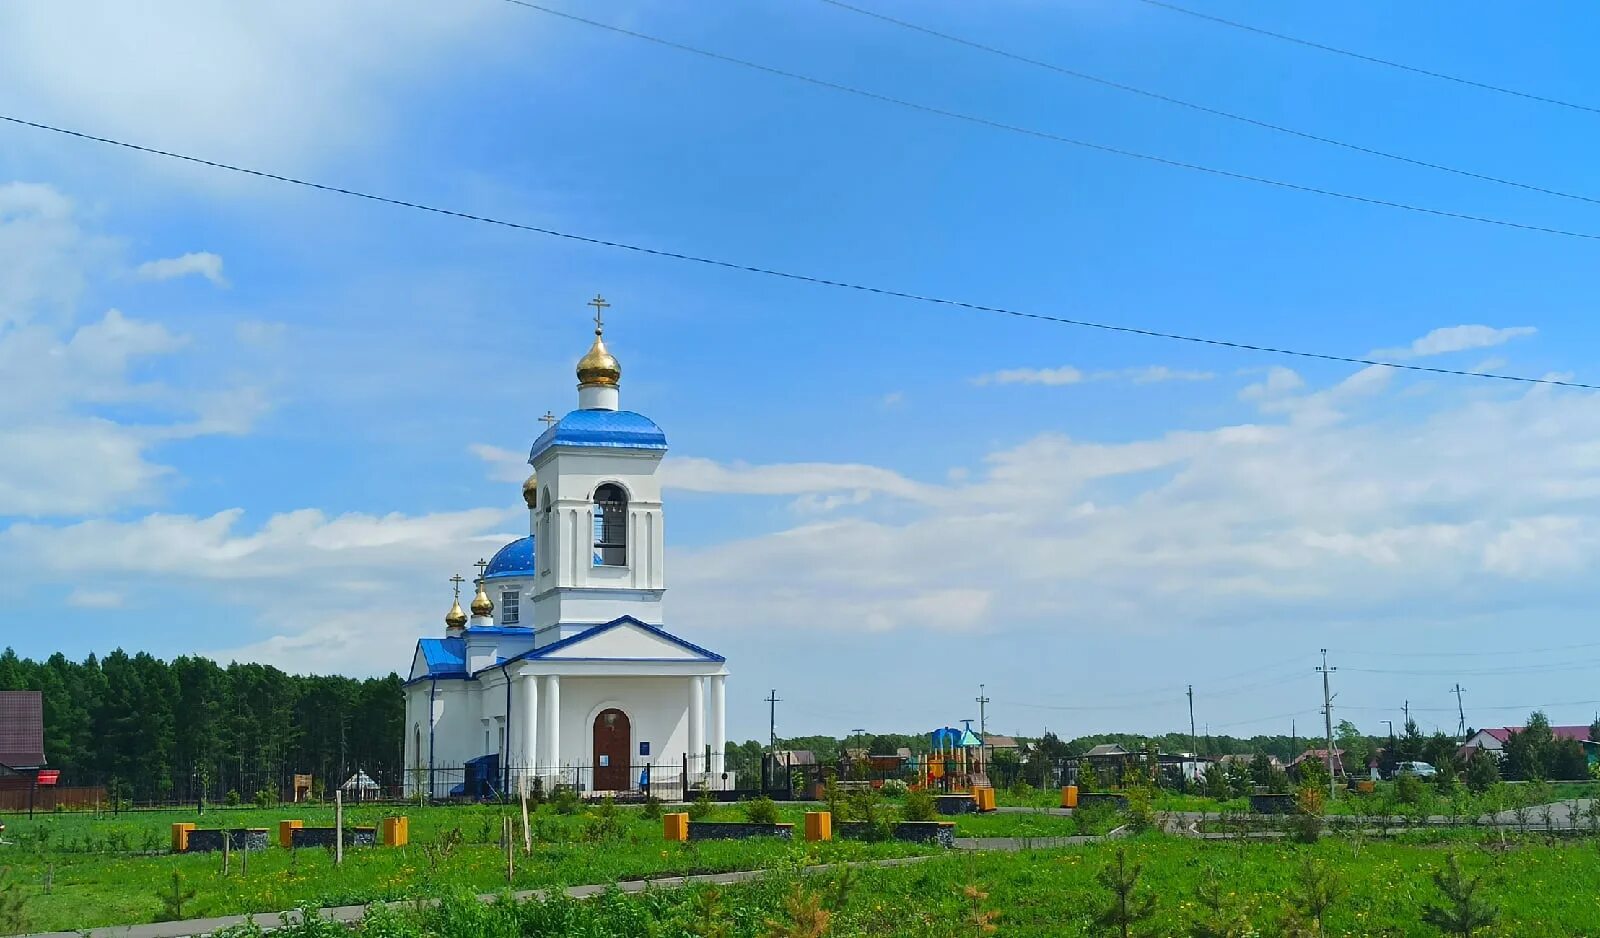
top-left (593, 483), bottom-right (627, 566)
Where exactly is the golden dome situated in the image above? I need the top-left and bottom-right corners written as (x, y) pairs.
top-left (470, 579), bottom-right (494, 617)
top-left (522, 472), bottom-right (538, 510)
top-left (576, 332), bottom-right (621, 387)
top-left (444, 598), bottom-right (467, 630)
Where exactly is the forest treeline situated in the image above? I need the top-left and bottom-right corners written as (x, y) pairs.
top-left (0, 648), bottom-right (402, 803)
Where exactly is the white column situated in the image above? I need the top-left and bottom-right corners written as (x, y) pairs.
top-left (519, 673), bottom-right (538, 789)
top-left (687, 676), bottom-right (705, 780)
top-left (709, 675), bottom-right (726, 779)
top-left (542, 674), bottom-right (561, 784)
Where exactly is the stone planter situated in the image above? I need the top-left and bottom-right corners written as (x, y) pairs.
top-left (1249, 794), bottom-right (1296, 815)
top-left (183, 828), bottom-right (270, 853)
top-left (837, 821), bottom-right (955, 847)
top-left (1075, 793), bottom-right (1129, 810)
top-left (290, 826), bottom-right (378, 849)
top-left (687, 822), bottom-right (794, 841)
top-left (935, 795), bottom-right (977, 815)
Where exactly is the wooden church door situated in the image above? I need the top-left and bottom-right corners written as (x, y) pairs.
top-left (593, 709), bottom-right (631, 792)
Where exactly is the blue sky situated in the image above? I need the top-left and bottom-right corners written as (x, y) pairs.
top-left (3, 0), bottom-right (1600, 743)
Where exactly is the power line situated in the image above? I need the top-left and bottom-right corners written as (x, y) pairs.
top-left (1125, 0), bottom-right (1600, 117)
top-left (6, 111), bottom-right (1599, 392)
top-left (500, 2), bottom-right (1600, 247)
top-left (1336, 638), bottom-right (1600, 659)
top-left (817, 0), bottom-right (1600, 207)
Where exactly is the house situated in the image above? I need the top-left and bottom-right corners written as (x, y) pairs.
top-left (982, 735), bottom-right (1020, 753)
top-left (1216, 753), bottom-right (1282, 769)
top-left (1083, 743), bottom-right (1129, 759)
top-left (1289, 748), bottom-right (1347, 776)
top-left (769, 750), bottom-right (818, 767)
top-left (1459, 725), bottom-right (1597, 763)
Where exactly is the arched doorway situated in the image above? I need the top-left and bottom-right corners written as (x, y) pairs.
top-left (593, 708), bottom-right (631, 792)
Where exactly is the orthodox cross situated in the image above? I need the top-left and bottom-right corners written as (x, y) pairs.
top-left (539, 410), bottom-right (559, 430)
top-left (449, 573), bottom-right (465, 600)
top-left (587, 294), bottom-right (610, 333)
top-left (474, 558), bottom-right (488, 584)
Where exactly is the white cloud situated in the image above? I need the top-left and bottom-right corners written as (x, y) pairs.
top-left (662, 457), bottom-right (943, 505)
top-left (67, 589), bottom-right (123, 609)
top-left (135, 251), bottom-right (228, 287)
top-left (1373, 324), bottom-right (1537, 360)
top-left (0, 1), bottom-right (513, 169)
top-left (973, 366), bottom-right (1085, 386)
top-left (1, 506), bottom-right (514, 673)
top-left (0, 185), bottom-right (264, 516)
top-left (974, 364), bottom-right (1213, 387)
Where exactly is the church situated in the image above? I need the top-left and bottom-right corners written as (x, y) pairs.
top-left (403, 299), bottom-right (729, 798)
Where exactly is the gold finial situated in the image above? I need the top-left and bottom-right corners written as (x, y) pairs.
top-left (522, 472), bottom-right (538, 510)
top-left (576, 295), bottom-right (621, 387)
top-left (470, 559), bottom-right (493, 616)
top-left (445, 574), bottom-right (467, 629)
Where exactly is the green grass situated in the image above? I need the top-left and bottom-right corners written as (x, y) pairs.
top-left (181, 836), bottom-right (1600, 937)
top-left (0, 803), bottom-right (933, 932)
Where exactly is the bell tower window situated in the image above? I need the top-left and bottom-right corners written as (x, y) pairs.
top-left (593, 483), bottom-right (627, 566)
top-left (500, 590), bottom-right (519, 625)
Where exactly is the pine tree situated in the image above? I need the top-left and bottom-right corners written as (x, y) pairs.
top-left (1420, 854), bottom-right (1498, 936)
top-left (1289, 857), bottom-right (1341, 937)
top-left (1095, 847), bottom-right (1155, 938)
top-left (1190, 866), bottom-right (1248, 938)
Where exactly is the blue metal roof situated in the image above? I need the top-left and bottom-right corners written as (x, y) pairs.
top-left (483, 536), bottom-right (535, 580)
top-left (417, 637), bottom-right (466, 676)
top-left (527, 409), bottom-right (667, 464)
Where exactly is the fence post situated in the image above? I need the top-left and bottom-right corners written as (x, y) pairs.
top-left (335, 790), bottom-right (344, 867)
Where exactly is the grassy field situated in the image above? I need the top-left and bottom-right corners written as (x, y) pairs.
top-left (184, 836), bottom-right (1600, 937)
top-left (0, 799), bottom-right (1084, 932)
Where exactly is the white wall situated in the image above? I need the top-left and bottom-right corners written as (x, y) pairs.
top-left (553, 675), bottom-right (694, 774)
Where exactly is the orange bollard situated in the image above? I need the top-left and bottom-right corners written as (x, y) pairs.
top-left (663, 812), bottom-right (690, 842)
top-left (1061, 785), bottom-right (1078, 809)
top-left (804, 811), bottom-right (832, 841)
top-left (171, 823), bottom-right (195, 853)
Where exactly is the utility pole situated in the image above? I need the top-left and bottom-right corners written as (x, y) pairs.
top-left (764, 689), bottom-right (781, 750)
top-left (1403, 699), bottom-right (1411, 729)
top-left (976, 684), bottom-right (991, 736)
top-left (1451, 684), bottom-right (1467, 738)
top-left (1316, 649), bottom-right (1338, 799)
top-left (1187, 685), bottom-right (1197, 756)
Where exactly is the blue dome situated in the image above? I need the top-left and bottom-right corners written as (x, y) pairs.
top-left (483, 535), bottom-right (535, 579)
top-left (528, 409), bottom-right (667, 463)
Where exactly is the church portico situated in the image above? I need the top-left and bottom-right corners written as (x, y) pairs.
top-left (402, 300), bottom-right (731, 799)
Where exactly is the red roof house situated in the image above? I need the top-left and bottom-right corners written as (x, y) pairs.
top-left (1460, 725), bottom-right (1594, 761)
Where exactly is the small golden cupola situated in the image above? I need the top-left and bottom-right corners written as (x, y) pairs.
top-left (522, 472), bottom-right (538, 510)
top-left (470, 562), bottom-right (494, 618)
top-left (576, 294), bottom-right (621, 388)
top-left (445, 574), bottom-right (468, 631)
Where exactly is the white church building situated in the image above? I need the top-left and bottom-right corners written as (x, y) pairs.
top-left (403, 300), bottom-right (729, 798)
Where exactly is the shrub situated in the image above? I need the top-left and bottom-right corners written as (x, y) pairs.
top-left (846, 787), bottom-right (896, 841)
top-left (641, 796), bottom-right (664, 820)
top-left (879, 778), bottom-right (909, 798)
top-left (1395, 771), bottom-right (1426, 806)
top-left (1289, 856), bottom-right (1340, 936)
top-left (224, 789), bottom-right (241, 807)
top-left (252, 788), bottom-right (277, 809)
top-left (549, 786), bottom-right (580, 815)
top-left (1464, 751), bottom-right (1499, 793)
top-left (687, 788), bottom-right (716, 821)
top-left (1076, 761), bottom-right (1101, 792)
top-left (1291, 784), bottom-right (1325, 844)
top-left (581, 797), bottom-right (624, 843)
top-left (902, 788), bottom-right (937, 822)
top-left (1421, 854), bottom-right (1498, 937)
top-left (1008, 779), bottom-right (1035, 799)
top-left (1094, 847), bottom-right (1154, 938)
top-left (743, 796), bottom-right (779, 826)
top-left (154, 869), bottom-right (197, 922)
top-left (0, 867), bottom-right (28, 935)
top-left (1123, 784), bottom-right (1156, 834)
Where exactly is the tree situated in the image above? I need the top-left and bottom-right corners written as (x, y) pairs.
top-left (1503, 711), bottom-right (1554, 781)
top-left (1289, 857), bottom-right (1341, 937)
top-left (1550, 738), bottom-right (1589, 781)
top-left (1095, 848), bottom-right (1155, 938)
top-left (1333, 721), bottom-right (1369, 773)
top-left (1463, 751), bottom-right (1499, 794)
top-left (1396, 719), bottom-right (1426, 764)
top-left (1420, 854), bottom-right (1497, 936)
top-left (1590, 717), bottom-right (1600, 745)
top-left (1190, 866), bottom-right (1248, 938)
top-left (1249, 752), bottom-right (1273, 788)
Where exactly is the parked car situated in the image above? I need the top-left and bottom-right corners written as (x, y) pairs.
top-left (1396, 761), bottom-right (1436, 778)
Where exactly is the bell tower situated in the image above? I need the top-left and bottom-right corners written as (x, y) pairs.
top-left (526, 298), bottom-right (668, 643)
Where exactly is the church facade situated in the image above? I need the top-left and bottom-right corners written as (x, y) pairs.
top-left (403, 301), bottom-right (728, 797)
